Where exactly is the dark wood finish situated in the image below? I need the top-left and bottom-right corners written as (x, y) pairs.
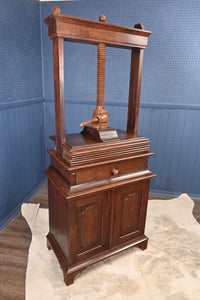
top-left (48, 181), bottom-right (68, 258)
top-left (70, 192), bottom-right (111, 262)
top-left (46, 167), bottom-right (155, 202)
top-left (80, 42), bottom-right (109, 130)
top-left (44, 6), bottom-right (151, 49)
top-left (80, 126), bottom-right (119, 142)
top-left (48, 147), bottom-right (151, 185)
top-left (92, 43), bottom-right (108, 129)
top-left (50, 131), bottom-right (152, 166)
top-left (0, 185), bottom-right (199, 298)
top-left (111, 182), bottom-right (150, 246)
top-left (44, 5), bottom-right (152, 142)
top-left (80, 17), bottom-right (110, 133)
top-left (99, 15), bottom-right (106, 23)
top-left (44, 7), bottom-right (155, 286)
top-left (134, 23), bottom-right (146, 30)
top-left (127, 48), bottom-right (144, 134)
top-left (45, 131), bottom-right (156, 285)
top-left (53, 37), bottom-right (65, 155)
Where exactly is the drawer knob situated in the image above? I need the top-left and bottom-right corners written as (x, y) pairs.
top-left (111, 168), bottom-right (119, 176)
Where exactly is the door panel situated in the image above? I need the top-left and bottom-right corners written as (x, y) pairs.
top-left (69, 191), bottom-right (111, 263)
top-left (111, 181), bottom-right (149, 247)
top-left (77, 200), bottom-right (102, 253)
top-left (120, 190), bottom-right (141, 236)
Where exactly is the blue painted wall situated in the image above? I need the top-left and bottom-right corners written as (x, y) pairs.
top-left (0, 0), bottom-right (45, 228)
top-left (3, 0), bottom-right (199, 230)
top-left (41, 0), bottom-right (200, 198)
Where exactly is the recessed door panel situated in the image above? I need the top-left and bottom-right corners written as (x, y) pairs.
top-left (111, 181), bottom-right (149, 247)
top-left (78, 201), bottom-right (102, 253)
top-left (69, 192), bottom-right (111, 263)
top-left (120, 191), bottom-right (141, 236)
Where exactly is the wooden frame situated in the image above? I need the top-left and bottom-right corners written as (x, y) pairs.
top-left (44, 6), bottom-right (155, 286)
top-left (44, 5), bottom-right (152, 154)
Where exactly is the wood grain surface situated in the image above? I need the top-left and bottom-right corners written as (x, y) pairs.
top-left (0, 184), bottom-right (199, 299)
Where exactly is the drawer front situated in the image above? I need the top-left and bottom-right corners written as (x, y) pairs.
top-left (75, 157), bottom-right (148, 185)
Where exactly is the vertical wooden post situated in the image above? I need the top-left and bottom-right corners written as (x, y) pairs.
top-left (53, 37), bottom-right (66, 155)
top-left (127, 47), bottom-right (144, 135)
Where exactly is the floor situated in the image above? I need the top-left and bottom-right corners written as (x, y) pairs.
top-left (0, 184), bottom-right (199, 300)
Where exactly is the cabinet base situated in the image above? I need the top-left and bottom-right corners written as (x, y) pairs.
top-left (47, 232), bottom-right (148, 286)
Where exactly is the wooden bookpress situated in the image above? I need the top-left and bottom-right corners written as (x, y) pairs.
top-left (44, 6), bottom-right (155, 286)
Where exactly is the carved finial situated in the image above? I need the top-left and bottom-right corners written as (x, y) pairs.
top-left (99, 15), bottom-right (106, 22)
top-left (134, 23), bottom-right (145, 30)
top-left (51, 6), bottom-right (61, 15)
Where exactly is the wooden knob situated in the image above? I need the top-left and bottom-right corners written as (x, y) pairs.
top-left (134, 23), bottom-right (145, 30)
top-left (111, 169), bottom-right (119, 176)
top-left (51, 6), bottom-right (61, 15)
top-left (99, 15), bottom-right (106, 22)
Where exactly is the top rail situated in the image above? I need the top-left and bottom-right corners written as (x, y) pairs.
top-left (44, 6), bottom-right (151, 49)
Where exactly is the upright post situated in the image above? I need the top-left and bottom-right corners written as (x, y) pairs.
top-left (53, 36), bottom-right (66, 155)
top-left (127, 47), bottom-right (144, 135)
top-left (127, 23), bottom-right (145, 135)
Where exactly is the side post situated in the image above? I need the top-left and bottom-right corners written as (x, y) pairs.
top-left (127, 47), bottom-right (144, 135)
top-left (53, 37), bottom-right (66, 155)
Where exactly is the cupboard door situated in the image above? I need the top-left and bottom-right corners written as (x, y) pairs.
top-left (111, 181), bottom-right (149, 247)
top-left (68, 191), bottom-right (111, 263)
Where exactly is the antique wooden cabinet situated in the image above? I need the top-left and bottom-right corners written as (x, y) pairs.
top-left (44, 6), bottom-right (156, 285)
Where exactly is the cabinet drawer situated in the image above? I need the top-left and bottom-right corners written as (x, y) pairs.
top-left (75, 157), bottom-right (148, 185)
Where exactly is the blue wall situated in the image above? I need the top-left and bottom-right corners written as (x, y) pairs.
top-left (0, 0), bottom-right (45, 229)
top-left (1, 0), bottom-right (199, 230)
top-left (41, 0), bottom-right (200, 198)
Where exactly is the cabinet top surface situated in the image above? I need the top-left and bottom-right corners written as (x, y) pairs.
top-left (50, 130), bottom-right (149, 148)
